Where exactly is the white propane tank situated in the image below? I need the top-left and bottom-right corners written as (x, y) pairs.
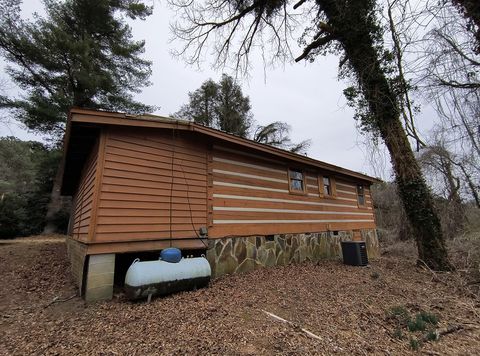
top-left (124, 257), bottom-right (211, 300)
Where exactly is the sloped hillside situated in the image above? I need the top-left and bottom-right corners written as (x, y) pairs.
top-left (1, 236), bottom-right (479, 355)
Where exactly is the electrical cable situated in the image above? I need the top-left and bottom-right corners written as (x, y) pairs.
top-left (171, 128), bottom-right (208, 249)
top-left (169, 128), bottom-right (175, 248)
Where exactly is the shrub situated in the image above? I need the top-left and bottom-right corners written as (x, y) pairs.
top-left (0, 138), bottom-right (67, 238)
top-left (0, 193), bottom-right (29, 238)
top-left (407, 312), bottom-right (438, 332)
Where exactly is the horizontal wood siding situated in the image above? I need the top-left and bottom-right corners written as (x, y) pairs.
top-left (209, 146), bottom-right (375, 238)
top-left (71, 144), bottom-right (98, 242)
top-left (94, 128), bottom-right (208, 243)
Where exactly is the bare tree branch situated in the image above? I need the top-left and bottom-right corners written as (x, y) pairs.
top-left (295, 34), bottom-right (334, 62)
top-left (293, 0), bottom-right (308, 10)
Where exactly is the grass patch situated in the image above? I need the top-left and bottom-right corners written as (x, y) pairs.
top-left (418, 311), bottom-right (438, 325)
top-left (393, 327), bottom-right (404, 340)
top-left (387, 305), bottom-right (410, 324)
top-left (425, 330), bottom-right (438, 341)
top-left (409, 337), bottom-right (421, 350)
top-left (386, 306), bottom-right (441, 349)
top-left (407, 314), bottom-right (427, 332)
top-left (407, 311), bottom-right (439, 332)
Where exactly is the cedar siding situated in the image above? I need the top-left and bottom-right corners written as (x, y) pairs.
top-left (94, 127), bottom-right (208, 243)
top-left (62, 108), bottom-right (378, 254)
top-left (208, 145), bottom-right (375, 238)
top-left (70, 141), bottom-right (99, 242)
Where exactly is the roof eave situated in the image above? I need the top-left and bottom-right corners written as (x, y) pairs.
top-left (67, 108), bottom-right (380, 184)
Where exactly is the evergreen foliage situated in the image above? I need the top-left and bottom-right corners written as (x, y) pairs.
top-left (0, 0), bottom-right (154, 234)
top-left (175, 74), bottom-right (310, 153)
top-left (0, 137), bottom-right (62, 238)
top-left (175, 74), bottom-right (252, 137)
top-left (253, 121), bottom-right (311, 154)
top-left (0, 0), bottom-right (154, 139)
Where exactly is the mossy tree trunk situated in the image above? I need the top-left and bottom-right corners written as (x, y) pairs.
top-left (168, 0), bottom-right (453, 270)
top-left (319, 0), bottom-right (453, 270)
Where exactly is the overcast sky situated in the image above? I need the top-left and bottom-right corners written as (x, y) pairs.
top-left (1, 1), bottom-right (438, 180)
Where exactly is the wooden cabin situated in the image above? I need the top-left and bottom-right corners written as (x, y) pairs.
top-left (61, 108), bottom-right (379, 301)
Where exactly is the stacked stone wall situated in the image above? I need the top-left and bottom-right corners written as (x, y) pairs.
top-left (207, 229), bottom-right (379, 278)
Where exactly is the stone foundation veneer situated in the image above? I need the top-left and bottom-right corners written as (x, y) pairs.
top-left (206, 229), bottom-right (379, 278)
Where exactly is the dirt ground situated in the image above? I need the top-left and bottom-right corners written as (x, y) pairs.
top-left (1, 236), bottom-right (480, 355)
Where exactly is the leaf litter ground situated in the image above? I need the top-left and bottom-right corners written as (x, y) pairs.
top-left (1, 236), bottom-right (479, 355)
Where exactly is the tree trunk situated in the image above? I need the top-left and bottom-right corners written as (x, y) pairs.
top-left (381, 118), bottom-right (452, 270)
top-left (440, 156), bottom-right (464, 236)
top-left (319, 0), bottom-right (453, 270)
top-left (42, 159), bottom-right (65, 234)
top-left (459, 163), bottom-right (480, 208)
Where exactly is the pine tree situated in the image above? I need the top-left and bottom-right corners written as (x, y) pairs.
top-left (175, 74), bottom-right (310, 153)
top-left (0, 0), bottom-right (154, 139)
top-left (253, 122), bottom-right (310, 154)
top-left (175, 79), bottom-right (219, 127)
top-left (0, 0), bottom-right (154, 233)
top-left (175, 74), bottom-right (252, 137)
top-left (215, 74), bottom-right (252, 137)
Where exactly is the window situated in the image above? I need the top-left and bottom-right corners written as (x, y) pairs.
top-left (288, 169), bottom-right (305, 193)
top-left (357, 184), bottom-right (365, 206)
top-left (319, 175), bottom-right (336, 198)
top-left (323, 176), bottom-right (331, 196)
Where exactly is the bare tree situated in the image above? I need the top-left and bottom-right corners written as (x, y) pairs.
top-left (418, 134), bottom-right (466, 237)
top-left (384, 0), bottom-right (479, 209)
top-left (418, 3), bottom-right (480, 208)
top-left (386, 0), bottom-right (426, 152)
top-left (170, 0), bottom-right (453, 270)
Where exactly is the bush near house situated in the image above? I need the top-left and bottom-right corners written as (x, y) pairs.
top-left (0, 137), bottom-right (67, 238)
